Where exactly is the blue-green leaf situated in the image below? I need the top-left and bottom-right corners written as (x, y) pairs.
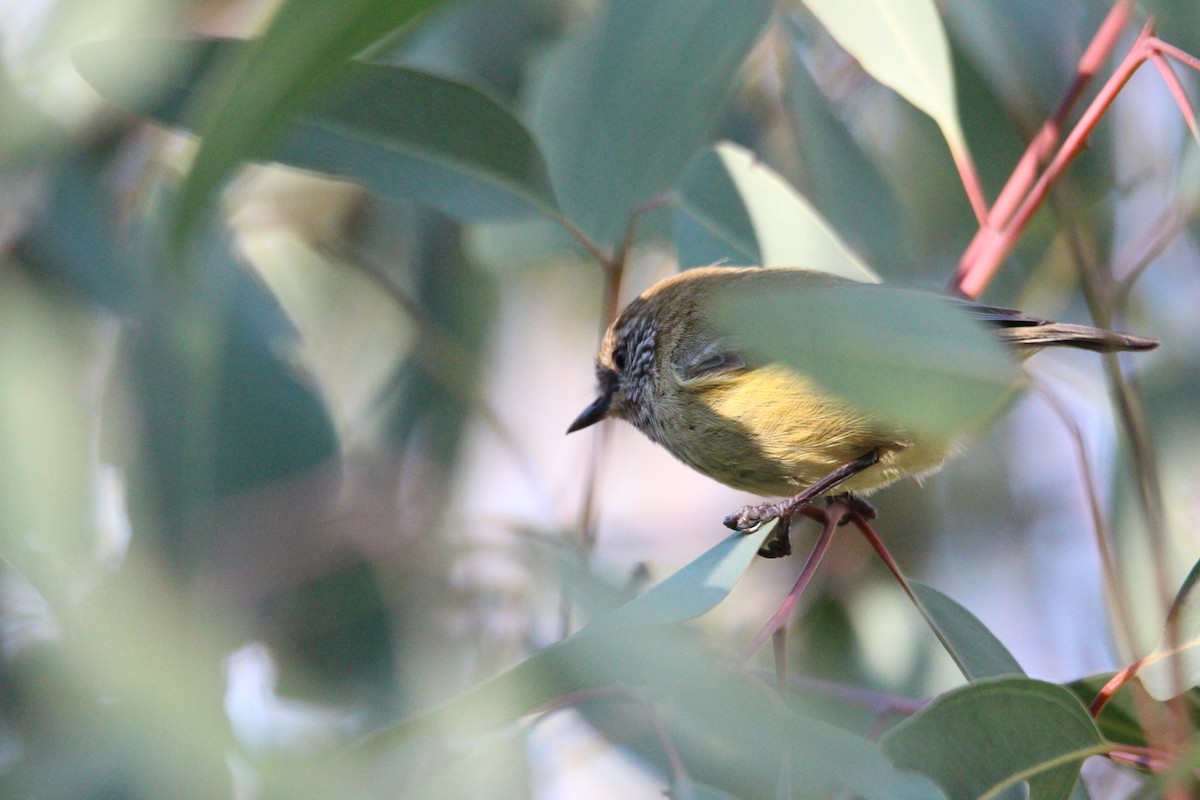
top-left (164, 0), bottom-right (449, 257)
top-left (72, 37), bottom-right (556, 221)
top-left (714, 280), bottom-right (1023, 439)
top-left (881, 678), bottom-right (1107, 800)
top-left (673, 141), bottom-right (880, 282)
top-left (912, 581), bottom-right (1024, 682)
top-left (528, 0), bottom-right (774, 248)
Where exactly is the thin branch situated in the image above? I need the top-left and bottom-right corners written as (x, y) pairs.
top-left (1150, 51), bottom-right (1200, 141)
top-left (948, 0), bottom-right (1135, 296)
top-left (1033, 383), bottom-right (1138, 665)
top-left (736, 503), bottom-right (845, 664)
top-left (1112, 205), bottom-right (1189, 303)
top-left (957, 22), bottom-right (1157, 299)
top-left (953, 146), bottom-right (990, 226)
top-left (1156, 38), bottom-right (1200, 75)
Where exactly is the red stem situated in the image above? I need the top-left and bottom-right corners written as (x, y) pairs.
top-left (736, 504), bottom-right (844, 664)
top-left (958, 23), bottom-right (1156, 299)
top-left (1150, 50), bottom-right (1200, 141)
top-left (948, 0), bottom-right (1136, 297)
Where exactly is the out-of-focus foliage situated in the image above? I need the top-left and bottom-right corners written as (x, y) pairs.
top-left (1, 0), bottom-right (1199, 798)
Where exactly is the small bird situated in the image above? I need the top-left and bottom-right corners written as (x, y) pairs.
top-left (567, 266), bottom-right (1157, 556)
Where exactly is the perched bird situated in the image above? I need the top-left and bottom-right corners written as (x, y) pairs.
top-left (567, 266), bottom-right (1157, 556)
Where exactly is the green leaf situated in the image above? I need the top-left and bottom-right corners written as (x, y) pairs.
top-left (672, 142), bottom-right (881, 282)
top-left (881, 677), bottom-right (1108, 800)
top-left (364, 623), bottom-right (944, 800)
top-left (72, 37), bottom-right (556, 221)
top-left (528, 0), bottom-right (775, 248)
top-left (1068, 674), bottom-right (1149, 748)
top-left (598, 525), bottom-right (771, 629)
top-left (714, 279), bottom-right (1024, 439)
top-left (911, 581), bottom-right (1024, 682)
top-left (801, 0), bottom-right (968, 159)
top-left (164, 0), bottom-right (449, 257)
top-left (783, 44), bottom-right (904, 270)
top-left (1136, 555), bottom-right (1200, 701)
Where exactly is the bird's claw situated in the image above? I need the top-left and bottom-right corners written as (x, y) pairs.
top-left (723, 503), bottom-right (778, 532)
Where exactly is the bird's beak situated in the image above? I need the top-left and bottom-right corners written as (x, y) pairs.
top-left (567, 392), bottom-right (611, 434)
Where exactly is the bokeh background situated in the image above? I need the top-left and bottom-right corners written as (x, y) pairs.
top-left (0, 0), bottom-right (1197, 797)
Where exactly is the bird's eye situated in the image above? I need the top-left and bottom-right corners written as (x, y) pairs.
top-left (612, 344), bottom-right (627, 371)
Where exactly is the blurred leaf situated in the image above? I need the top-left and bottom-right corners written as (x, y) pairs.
top-left (911, 581), bottom-right (1024, 682)
top-left (366, 622), bottom-right (944, 799)
top-left (363, 530), bottom-right (942, 799)
top-left (672, 141), bottom-right (881, 282)
top-left (597, 525), bottom-right (771, 629)
top-left (1068, 674), bottom-right (1150, 748)
top-left (801, 0), bottom-right (969, 159)
top-left (881, 677), bottom-right (1107, 800)
top-left (1137, 556), bottom-right (1200, 701)
top-left (672, 778), bottom-right (742, 800)
top-left (939, 0), bottom-right (1088, 123)
top-left (714, 279), bottom-right (1023, 439)
top-left (167, 0), bottom-right (450, 256)
top-left (783, 45), bottom-right (904, 270)
top-left (528, 0), bottom-right (775, 248)
top-left (72, 37), bottom-right (556, 220)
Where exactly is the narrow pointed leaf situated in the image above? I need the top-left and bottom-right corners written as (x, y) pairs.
top-left (1137, 555), bottom-right (1200, 701)
top-left (912, 581), bottom-right (1024, 681)
top-left (528, 0), bottom-right (774, 247)
top-left (801, 0), bottom-right (968, 158)
top-left (72, 37), bottom-right (556, 220)
top-left (163, 0), bottom-right (448, 257)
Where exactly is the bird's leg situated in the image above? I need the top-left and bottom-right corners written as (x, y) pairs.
top-left (724, 450), bottom-right (882, 533)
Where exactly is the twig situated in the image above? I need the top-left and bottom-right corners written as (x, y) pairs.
top-left (1033, 383), bottom-right (1138, 664)
top-left (949, 0), bottom-right (1135, 296)
top-left (736, 502), bottom-right (846, 664)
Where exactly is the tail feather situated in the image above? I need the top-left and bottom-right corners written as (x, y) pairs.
top-left (998, 323), bottom-right (1158, 353)
top-left (962, 302), bottom-right (1158, 354)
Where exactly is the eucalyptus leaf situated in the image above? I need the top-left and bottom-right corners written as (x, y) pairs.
top-left (72, 37), bottom-right (556, 220)
top-left (528, 0), bottom-right (774, 248)
top-left (673, 141), bottom-right (881, 282)
top-left (881, 677), bottom-right (1107, 800)
top-left (364, 622), bottom-right (944, 800)
top-left (714, 280), bottom-right (1024, 439)
top-left (597, 525), bottom-right (771, 629)
top-left (801, 0), bottom-right (968, 159)
top-left (143, 0), bottom-right (448, 256)
top-left (784, 44), bottom-right (904, 269)
top-left (911, 581), bottom-right (1024, 682)
top-left (1136, 555), bottom-right (1200, 701)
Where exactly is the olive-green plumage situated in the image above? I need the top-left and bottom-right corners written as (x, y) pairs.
top-left (568, 266), bottom-right (1157, 503)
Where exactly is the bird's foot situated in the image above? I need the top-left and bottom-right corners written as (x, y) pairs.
top-left (724, 500), bottom-right (786, 533)
top-left (755, 514), bottom-right (792, 558)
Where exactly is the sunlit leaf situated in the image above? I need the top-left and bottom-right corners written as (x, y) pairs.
top-left (801, 0), bottom-right (968, 159)
top-left (881, 677), bottom-right (1107, 800)
top-left (912, 581), bottom-right (1024, 682)
top-left (161, 0), bottom-right (449, 257)
top-left (72, 37), bottom-right (556, 220)
top-left (528, 0), bottom-right (775, 247)
top-left (714, 276), bottom-right (1023, 439)
top-left (673, 141), bottom-right (881, 282)
top-left (1137, 556), bottom-right (1200, 701)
